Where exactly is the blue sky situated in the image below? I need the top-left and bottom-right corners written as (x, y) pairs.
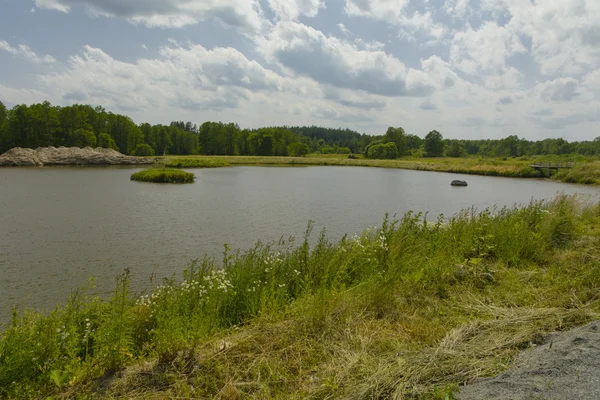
top-left (0, 0), bottom-right (599, 140)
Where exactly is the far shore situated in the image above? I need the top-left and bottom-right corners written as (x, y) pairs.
top-left (1, 147), bottom-right (598, 186)
top-left (157, 154), bottom-right (600, 185)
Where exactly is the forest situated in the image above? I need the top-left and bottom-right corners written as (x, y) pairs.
top-left (1, 100), bottom-right (599, 159)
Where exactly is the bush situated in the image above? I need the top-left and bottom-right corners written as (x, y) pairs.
top-left (132, 144), bottom-right (156, 157)
top-left (366, 142), bottom-right (398, 159)
top-left (130, 168), bottom-right (195, 183)
top-left (288, 143), bottom-right (310, 157)
top-left (98, 133), bottom-right (118, 151)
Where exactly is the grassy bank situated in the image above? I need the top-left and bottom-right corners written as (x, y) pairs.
top-left (158, 157), bottom-right (230, 168)
top-left (2, 195), bottom-right (600, 399)
top-left (162, 154), bottom-right (600, 184)
top-left (130, 168), bottom-right (195, 183)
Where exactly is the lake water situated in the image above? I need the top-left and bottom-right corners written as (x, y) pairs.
top-left (1, 166), bottom-right (599, 322)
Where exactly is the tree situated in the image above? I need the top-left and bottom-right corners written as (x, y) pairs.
top-left (424, 130), bottom-right (444, 157)
top-left (72, 129), bottom-right (97, 148)
top-left (132, 143), bottom-right (155, 157)
top-left (445, 141), bottom-right (466, 157)
top-left (384, 127), bottom-right (408, 156)
top-left (98, 133), bottom-right (118, 150)
top-left (0, 101), bottom-right (9, 152)
top-left (406, 134), bottom-right (423, 150)
top-left (366, 142), bottom-right (398, 159)
top-left (288, 142), bottom-right (310, 157)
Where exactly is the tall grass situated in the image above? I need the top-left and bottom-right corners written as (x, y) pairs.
top-left (130, 168), bottom-right (195, 183)
top-left (1, 195), bottom-right (600, 398)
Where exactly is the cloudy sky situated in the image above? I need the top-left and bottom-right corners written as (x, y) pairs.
top-left (0, 0), bottom-right (599, 140)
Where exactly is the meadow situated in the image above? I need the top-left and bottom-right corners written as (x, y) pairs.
top-left (158, 154), bottom-right (600, 184)
top-left (1, 195), bottom-right (600, 399)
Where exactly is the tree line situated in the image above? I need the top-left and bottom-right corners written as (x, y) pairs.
top-left (1, 100), bottom-right (599, 158)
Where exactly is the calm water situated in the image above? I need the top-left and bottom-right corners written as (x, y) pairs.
top-left (1, 166), bottom-right (599, 322)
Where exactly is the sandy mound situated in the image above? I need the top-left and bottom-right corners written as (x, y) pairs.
top-left (0, 146), bottom-right (154, 166)
top-left (457, 320), bottom-right (600, 400)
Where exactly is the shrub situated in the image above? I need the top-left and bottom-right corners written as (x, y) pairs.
top-left (132, 144), bottom-right (156, 157)
top-left (366, 142), bottom-right (398, 159)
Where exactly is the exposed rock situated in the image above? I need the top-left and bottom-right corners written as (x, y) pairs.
top-left (451, 180), bottom-right (468, 187)
top-left (457, 321), bottom-right (600, 400)
top-left (0, 147), bottom-right (154, 167)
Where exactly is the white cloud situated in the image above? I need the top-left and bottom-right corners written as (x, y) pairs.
top-left (36, 44), bottom-right (287, 113)
top-left (537, 77), bottom-right (580, 103)
top-left (0, 40), bottom-right (56, 64)
top-left (337, 23), bottom-right (350, 36)
top-left (485, 67), bottom-right (522, 90)
top-left (397, 11), bottom-right (446, 43)
top-left (34, 0), bottom-right (266, 30)
top-left (483, 0), bottom-right (600, 76)
top-left (322, 87), bottom-right (387, 110)
top-left (259, 22), bottom-right (435, 97)
top-left (0, 84), bottom-right (51, 106)
top-left (445, 0), bottom-right (470, 18)
top-left (267, 0), bottom-right (324, 20)
top-left (450, 21), bottom-right (526, 75)
top-left (344, 0), bottom-right (445, 41)
top-left (344, 0), bottom-right (409, 23)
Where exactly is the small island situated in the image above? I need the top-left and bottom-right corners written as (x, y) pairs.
top-left (130, 168), bottom-right (195, 183)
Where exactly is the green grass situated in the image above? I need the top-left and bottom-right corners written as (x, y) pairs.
top-left (2, 195), bottom-right (600, 399)
top-left (552, 161), bottom-right (600, 185)
top-left (130, 168), bottom-right (195, 183)
top-left (157, 157), bottom-right (230, 168)
top-left (161, 154), bottom-right (600, 184)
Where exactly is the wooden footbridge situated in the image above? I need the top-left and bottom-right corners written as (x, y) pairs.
top-left (531, 162), bottom-right (575, 177)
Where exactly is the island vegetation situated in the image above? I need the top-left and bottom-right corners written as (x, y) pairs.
top-left (130, 168), bottom-right (195, 183)
top-left (1, 195), bottom-right (599, 399)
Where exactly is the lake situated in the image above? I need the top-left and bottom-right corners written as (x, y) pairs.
top-left (1, 166), bottom-right (599, 322)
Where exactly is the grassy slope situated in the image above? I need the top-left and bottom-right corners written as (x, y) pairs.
top-left (2, 196), bottom-right (600, 399)
top-left (160, 154), bottom-right (600, 184)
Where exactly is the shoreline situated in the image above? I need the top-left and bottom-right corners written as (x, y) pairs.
top-left (159, 155), bottom-right (600, 185)
top-left (1, 195), bottom-right (599, 398)
top-left (1, 148), bottom-right (598, 185)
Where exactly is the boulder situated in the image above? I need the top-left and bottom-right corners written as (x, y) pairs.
top-left (0, 147), bottom-right (154, 167)
top-left (451, 180), bottom-right (468, 187)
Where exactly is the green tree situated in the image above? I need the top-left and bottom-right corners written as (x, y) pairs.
top-left (406, 134), bottom-right (423, 150)
top-left (366, 142), bottom-right (398, 159)
top-left (424, 130), bottom-right (445, 157)
top-left (98, 133), bottom-right (118, 150)
top-left (0, 101), bottom-right (9, 152)
top-left (445, 141), bottom-right (466, 157)
top-left (72, 129), bottom-right (97, 148)
top-left (132, 143), bottom-right (156, 157)
top-left (288, 142), bottom-right (310, 157)
top-left (384, 127), bottom-right (408, 156)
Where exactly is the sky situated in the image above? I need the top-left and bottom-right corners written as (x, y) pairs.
top-left (0, 0), bottom-right (599, 140)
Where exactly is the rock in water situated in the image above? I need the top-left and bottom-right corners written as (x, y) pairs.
top-left (0, 147), bottom-right (154, 167)
top-left (451, 180), bottom-right (468, 187)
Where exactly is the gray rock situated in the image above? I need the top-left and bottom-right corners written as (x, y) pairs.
top-left (451, 180), bottom-right (468, 187)
top-left (457, 321), bottom-right (600, 400)
top-left (0, 147), bottom-right (154, 167)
